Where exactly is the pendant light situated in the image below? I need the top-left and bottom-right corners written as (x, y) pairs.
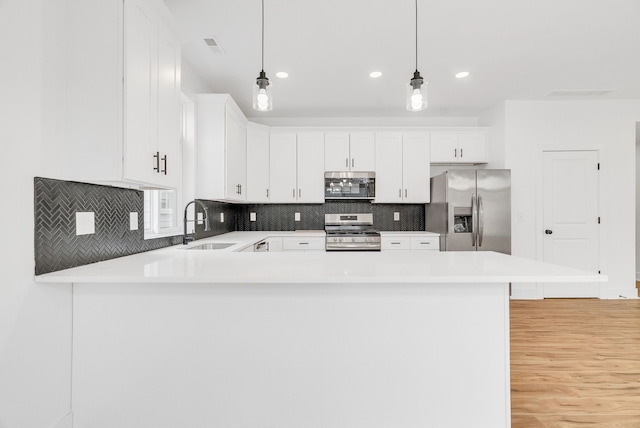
top-left (253, 0), bottom-right (272, 111)
top-left (406, 0), bottom-right (427, 112)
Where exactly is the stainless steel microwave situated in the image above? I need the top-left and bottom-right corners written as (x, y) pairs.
top-left (324, 171), bottom-right (375, 200)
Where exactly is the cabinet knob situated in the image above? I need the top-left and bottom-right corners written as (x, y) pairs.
top-left (545, 229), bottom-right (553, 235)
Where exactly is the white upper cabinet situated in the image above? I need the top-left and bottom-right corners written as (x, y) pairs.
top-left (269, 133), bottom-right (297, 203)
top-left (401, 132), bottom-right (431, 203)
top-left (297, 132), bottom-right (325, 203)
top-left (195, 94), bottom-right (247, 202)
top-left (124, 0), bottom-right (182, 188)
top-left (52, 0), bottom-right (182, 188)
top-left (324, 132), bottom-right (375, 172)
top-left (375, 132), bottom-right (430, 203)
top-left (269, 132), bottom-right (324, 203)
top-left (430, 131), bottom-right (487, 164)
top-left (246, 125), bottom-right (270, 203)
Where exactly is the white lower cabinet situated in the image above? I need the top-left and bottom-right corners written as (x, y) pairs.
top-left (282, 237), bottom-right (326, 251)
top-left (381, 233), bottom-right (440, 252)
top-left (266, 237), bottom-right (283, 252)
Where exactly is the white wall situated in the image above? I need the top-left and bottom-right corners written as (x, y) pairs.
top-left (0, 1), bottom-right (72, 427)
top-left (636, 122), bottom-right (640, 281)
top-left (503, 100), bottom-right (640, 298)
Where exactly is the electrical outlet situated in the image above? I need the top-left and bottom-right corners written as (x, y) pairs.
top-left (250, 212), bottom-right (257, 222)
top-left (394, 212), bottom-right (400, 221)
top-left (129, 212), bottom-right (139, 231)
top-left (220, 212), bottom-right (224, 223)
top-left (75, 212), bottom-right (95, 235)
top-left (295, 212), bottom-right (301, 221)
top-left (197, 212), bottom-right (204, 225)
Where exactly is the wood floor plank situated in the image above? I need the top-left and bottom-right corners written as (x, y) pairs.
top-left (510, 299), bottom-right (640, 427)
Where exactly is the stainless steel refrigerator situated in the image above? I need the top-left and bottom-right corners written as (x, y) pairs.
top-left (426, 169), bottom-right (511, 254)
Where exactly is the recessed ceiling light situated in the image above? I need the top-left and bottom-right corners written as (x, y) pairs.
top-left (276, 71), bottom-right (289, 78)
top-left (369, 71), bottom-right (383, 78)
top-left (455, 71), bottom-right (470, 79)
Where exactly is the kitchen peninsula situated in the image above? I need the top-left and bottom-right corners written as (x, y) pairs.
top-left (37, 232), bottom-right (605, 428)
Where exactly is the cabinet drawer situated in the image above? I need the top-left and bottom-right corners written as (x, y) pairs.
top-left (282, 237), bottom-right (325, 251)
top-left (410, 237), bottom-right (439, 251)
top-left (381, 237), bottom-right (411, 251)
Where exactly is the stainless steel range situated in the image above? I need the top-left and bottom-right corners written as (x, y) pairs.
top-left (325, 213), bottom-right (381, 251)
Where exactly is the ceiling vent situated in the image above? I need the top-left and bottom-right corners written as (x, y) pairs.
top-left (547, 89), bottom-right (614, 97)
top-left (204, 37), bottom-right (225, 54)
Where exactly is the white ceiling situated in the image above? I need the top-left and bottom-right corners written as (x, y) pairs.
top-left (164, 0), bottom-right (640, 119)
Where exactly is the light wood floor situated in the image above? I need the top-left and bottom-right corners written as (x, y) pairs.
top-left (510, 298), bottom-right (640, 427)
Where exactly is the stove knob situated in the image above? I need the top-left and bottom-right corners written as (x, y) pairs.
top-left (338, 237), bottom-right (343, 242)
top-left (351, 237), bottom-right (356, 242)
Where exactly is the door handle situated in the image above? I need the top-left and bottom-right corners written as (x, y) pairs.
top-left (545, 229), bottom-right (553, 235)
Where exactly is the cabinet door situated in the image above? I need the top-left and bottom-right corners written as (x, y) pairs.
top-left (402, 132), bottom-right (430, 203)
top-left (349, 132), bottom-right (375, 171)
top-left (269, 133), bottom-right (298, 203)
top-left (123, 0), bottom-right (156, 184)
top-left (297, 132), bottom-right (325, 203)
top-left (374, 132), bottom-right (404, 203)
top-left (246, 127), bottom-right (270, 202)
top-left (430, 132), bottom-right (458, 163)
top-left (457, 132), bottom-right (487, 163)
top-left (324, 132), bottom-right (350, 171)
top-left (225, 109), bottom-right (247, 201)
top-left (156, 20), bottom-right (181, 188)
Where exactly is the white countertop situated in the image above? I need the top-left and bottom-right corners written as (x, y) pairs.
top-left (35, 231), bottom-right (607, 285)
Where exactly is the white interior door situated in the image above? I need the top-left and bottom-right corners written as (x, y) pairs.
top-left (542, 150), bottom-right (600, 297)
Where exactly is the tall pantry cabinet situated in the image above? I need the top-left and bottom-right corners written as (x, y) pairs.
top-left (50, 0), bottom-right (182, 188)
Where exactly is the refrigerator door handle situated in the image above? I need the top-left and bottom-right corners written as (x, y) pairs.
top-left (478, 195), bottom-right (484, 247)
top-left (471, 193), bottom-right (477, 247)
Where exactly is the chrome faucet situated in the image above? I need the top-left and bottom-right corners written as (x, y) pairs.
top-left (183, 200), bottom-right (211, 245)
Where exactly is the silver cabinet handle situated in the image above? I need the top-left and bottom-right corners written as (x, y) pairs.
top-left (161, 155), bottom-right (167, 175)
top-left (153, 151), bottom-right (160, 173)
top-left (405, 189), bottom-right (408, 198)
top-left (298, 188), bottom-right (301, 198)
top-left (390, 242), bottom-right (401, 245)
top-left (454, 148), bottom-right (457, 158)
top-left (299, 242), bottom-right (309, 245)
top-left (471, 193), bottom-right (477, 247)
top-left (351, 158), bottom-right (354, 168)
top-left (238, 184), bottom-right (242, 195)
top-left (460, 148), bottom-right (463, 158)
top-left (478, 195), bottom-right (484, 247)
top-left (399, 189), bottom-right (402, 198)
top-left (345, 158), bottom-right (349, 168)
top-left (266, 189), bottom-right (269, 198)
top-left (292, 188), bottom-right (295, 198)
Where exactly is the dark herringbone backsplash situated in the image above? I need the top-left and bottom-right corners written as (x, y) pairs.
top-left (34, 178), bottom-right (424, 274)
top-left (33, 178), bottom-right (233, 275)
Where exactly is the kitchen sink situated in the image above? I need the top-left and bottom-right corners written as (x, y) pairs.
top-left (187, 242), bottom-right (235, 250)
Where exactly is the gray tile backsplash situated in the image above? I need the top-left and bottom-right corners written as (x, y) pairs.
top-left (34, 177), bottom-right (425, 274)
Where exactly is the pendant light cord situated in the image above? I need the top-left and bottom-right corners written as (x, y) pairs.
top-left (261, 0), bottom-right (265, 71)
top-left (415, 0), bottom-right (418, 71)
